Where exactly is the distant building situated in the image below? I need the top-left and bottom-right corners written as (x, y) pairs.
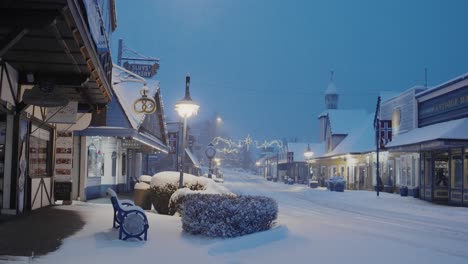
top-left (277, 142), bottom-right (325, 184)
top-left (312, 72), bottom-right (376, 190)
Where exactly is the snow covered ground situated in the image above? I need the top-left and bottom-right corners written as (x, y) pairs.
top-left (29, 169), bottom-right (468, 264)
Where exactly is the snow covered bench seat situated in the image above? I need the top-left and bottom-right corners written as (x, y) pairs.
top-left (107, 188), bottom-right (149, 241)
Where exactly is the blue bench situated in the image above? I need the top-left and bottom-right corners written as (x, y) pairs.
top-left (107, 188), bottom-right (149, 241)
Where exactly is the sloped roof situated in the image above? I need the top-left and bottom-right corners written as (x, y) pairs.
top-left (111, 67), bottom-right (159, 129)
top-left (416, 72), bottom-right (468, 98)
top-left (319, 109), bottom-right (368, 135)
top-left (322, 114), bottom-right (376, 157)
top-left (185, 148), bottom-right (200, 168)
top-left (386, 117), bottom-right (468, 148)
top-left (325, 82), bottom-right (338, 95)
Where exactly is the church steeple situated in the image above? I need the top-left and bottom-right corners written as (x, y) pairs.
top-left (325, 70), bottom-right (339, 109)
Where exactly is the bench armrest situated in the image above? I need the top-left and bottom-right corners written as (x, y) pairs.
top-left (119, 199), bottom-right (135, 206)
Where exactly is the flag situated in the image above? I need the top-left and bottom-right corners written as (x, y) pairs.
top-left (377, 120), bottom-right (392, 148)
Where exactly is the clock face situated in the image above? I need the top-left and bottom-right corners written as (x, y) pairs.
top-left (205, 147), bottom-right (216, 158)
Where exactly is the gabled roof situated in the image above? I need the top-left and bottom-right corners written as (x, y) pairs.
top-left (322, 114), bottom-right (376, 157)
top-left (319, 109), bottom-right (368, 135)
top-left (111, 67), bottom-right (159, 129)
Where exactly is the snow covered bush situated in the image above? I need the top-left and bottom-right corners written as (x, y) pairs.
top-left (181, 194), bottom-right (278, 238)
top-left (169, 183), bottom-right (234, 215)
top-left (139, 175), bottom-right (152, 184)
top-left (149, 171), bottom-right (231, 215)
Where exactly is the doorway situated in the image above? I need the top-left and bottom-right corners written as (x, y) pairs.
top-left (433, 152), bottom-right (449, 202)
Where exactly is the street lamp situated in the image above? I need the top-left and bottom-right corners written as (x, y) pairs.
top-left (205, 143), bottom-right (216, 178)
top-left (175, 73), bottom-right (200, 188)
top-left (304, 144), bottom-right (314, 180)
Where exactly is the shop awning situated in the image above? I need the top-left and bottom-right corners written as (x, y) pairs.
top-left (185, 148), bottom-right (200, 168)
top-left (386, 117), bottom-right (468, 150)
top-left (77, 127), bottom-right (169, 153)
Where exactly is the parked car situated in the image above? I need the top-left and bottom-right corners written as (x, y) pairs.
top-left (326, 176), bottom-right (346, 192)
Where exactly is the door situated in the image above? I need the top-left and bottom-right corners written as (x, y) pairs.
top-left (433, 152), bottom-right (449, 203)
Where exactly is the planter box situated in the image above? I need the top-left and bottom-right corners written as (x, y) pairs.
top-left (400, 186), bottom-right (408, 197)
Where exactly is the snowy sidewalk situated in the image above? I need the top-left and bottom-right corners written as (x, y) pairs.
top-left (0, 206), bottom-right (85, 257)
top-left (4, 169), bottom-right (468, 264)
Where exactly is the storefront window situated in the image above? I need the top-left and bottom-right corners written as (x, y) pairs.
top-left (29, 125), bottom-right (52, 177)
top-left (388, 160), bottom-right (394, 186)
top-left (451, 155), bottom-right (463, 188)
top-left (87, 137), bottom-right (104, 177)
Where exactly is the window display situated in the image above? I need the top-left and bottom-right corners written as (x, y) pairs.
top-left (87, 137), bottom-right (104, 177)
top-left (29, 125), bottom-right (52, 177)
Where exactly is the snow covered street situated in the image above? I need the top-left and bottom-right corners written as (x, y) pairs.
top-left (31, 169), bottom-right (468, 264)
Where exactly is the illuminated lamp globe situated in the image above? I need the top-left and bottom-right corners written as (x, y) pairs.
top-left (304, 144), bottom-right (314, 159)
top-left (175, 99), bottom-right (199, 118)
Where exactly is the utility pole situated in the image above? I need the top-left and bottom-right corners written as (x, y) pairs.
top-left (374, 96), bottom-right (381, 197)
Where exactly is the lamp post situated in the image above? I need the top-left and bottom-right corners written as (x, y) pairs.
top-left (175, 73), bottom-right (200, 189)
top-left (205, 143), bottom-right (216, 178)
top-left (304, 144), bottom-right (314, 181)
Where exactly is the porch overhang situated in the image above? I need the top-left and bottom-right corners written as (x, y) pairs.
top-left (77, 127), bottom-right (170, 154)
top-left (0, 0), bottom-right (114, 110)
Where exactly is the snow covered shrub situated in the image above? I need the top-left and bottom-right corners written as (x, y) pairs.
top-left (150, 183), bottom-right (178, 214)
top-left (169, 185), bottom-right (235, 216)
top-left (181, 194), bottom-right (278, 238)
top-left (149, 171), bottom-right (216, 215)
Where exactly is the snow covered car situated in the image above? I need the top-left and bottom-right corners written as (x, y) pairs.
top-left (326, 176), bottom-right (346, 192)
top-left (266, 176), bottom-right (273, 181)
top-left (287, 177), bottom-right (294, 185)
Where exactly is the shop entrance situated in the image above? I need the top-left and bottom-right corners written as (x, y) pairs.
top-left (433, 152), bottom-right (449, 203)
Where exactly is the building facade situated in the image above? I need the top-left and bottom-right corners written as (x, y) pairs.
top-left (0, 0), bottom-right (117, 214)
top-left (77, 66), bottom-right (169, 199)
top-left (387, 73), bottom-right (468, 206)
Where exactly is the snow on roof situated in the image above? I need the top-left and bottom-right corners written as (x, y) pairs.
top-left (417, 72), bottom-right (468, 98)
top-left (112, 67), bottom-right (159, 129)
top-left (386, 117), bottom-right (468, 148)
top-left (185, 148), bottom-right (200, 168)
top-left (287, 142), bottom-right (325, 162)
top-left (322, 114), bottom-right (376, 157)
top-left (325, 82), bottom-right (338, 95)
top-left (319, 109), bottom-right (368, 135)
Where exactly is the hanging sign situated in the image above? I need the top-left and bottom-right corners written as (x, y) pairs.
top-left (123, 62), bottom-right (159, 78)
top-left (46, 101), bottom-right (78, 124)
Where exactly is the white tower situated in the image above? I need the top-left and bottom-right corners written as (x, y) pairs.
top-left (325, 71), bottom-right (338, 109)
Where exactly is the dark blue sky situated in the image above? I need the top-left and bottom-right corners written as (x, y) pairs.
top-left (111, 0), bottom-right (468, 142)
